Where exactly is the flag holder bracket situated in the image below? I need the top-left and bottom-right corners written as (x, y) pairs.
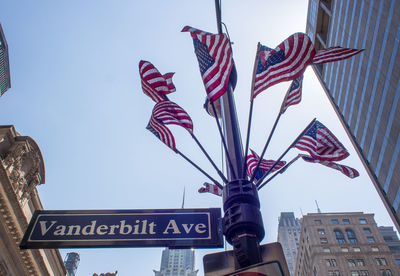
top-left (222, 179), bottom-right (265, 268)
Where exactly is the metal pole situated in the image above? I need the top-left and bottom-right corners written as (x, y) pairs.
top-left (215, 0), bottom-right (264, 268)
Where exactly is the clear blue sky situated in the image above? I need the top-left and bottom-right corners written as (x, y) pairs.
top-left (0, 1), bottom-right (395, 275)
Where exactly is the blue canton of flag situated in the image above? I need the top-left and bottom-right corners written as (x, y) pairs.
top-left (256, 45), bottom-right (273, 74)
top-left (253, 168), bottom-right (264, 182)
top-left (193, 39), bottom-right (215, 76)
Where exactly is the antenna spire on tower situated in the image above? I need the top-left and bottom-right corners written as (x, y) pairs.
top-left (315, 200), bottom-right (321, 213)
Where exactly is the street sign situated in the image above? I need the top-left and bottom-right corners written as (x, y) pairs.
top-left (20, 208), bottom-right (223, 249)
top-left (203, 242), bottom-right (290, 276)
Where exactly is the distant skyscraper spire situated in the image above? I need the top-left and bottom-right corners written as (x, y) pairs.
top-left (315, 200), bottom-right (321, 213)
top-left (64, 252), bottom-right (80, 276)
top-left (181, 187), bottom-right (185, 209)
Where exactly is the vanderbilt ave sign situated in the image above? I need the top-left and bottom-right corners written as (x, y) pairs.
top-left (20, 208), bottom-right (223, 249)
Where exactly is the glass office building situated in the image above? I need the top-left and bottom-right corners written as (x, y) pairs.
top-left (306, 0), bottom-right (400, 231)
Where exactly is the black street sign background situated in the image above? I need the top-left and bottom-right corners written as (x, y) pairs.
top-left (20, 208), bottom-right (223, 249)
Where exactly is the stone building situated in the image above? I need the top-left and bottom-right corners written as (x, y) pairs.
top-left (0, 125), bottom-right (66, 275)
top-left (294, 212), bottom-right (398, 276)
top-left (379, 226), bottom-right (400, 267)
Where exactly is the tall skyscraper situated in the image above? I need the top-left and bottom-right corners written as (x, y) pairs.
top-left (153, 248), bottom-right (198, 276)
top-left (0, 23), bottom-right (11, 96)
top-left (64, 252), bottom-right (80, 276)
top-left (294, 212), bottom-right (398, 276)
top-left (306, 0), bottom-right (400, 231)
top-left (379, 226), bottom-right (400, 267)
top-left (277, 212), bottom-right (302, 275)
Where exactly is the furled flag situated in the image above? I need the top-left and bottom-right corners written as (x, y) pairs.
top-left (139, 60), bottom-right (176, 103)
top-left (152, 101), bottom-right (193, 134)
top-left (301, 154), bottom-right (359, 178)
top-left (280, 74), bottom-right (304, 114)
top-left (182, 26), bottom-right (234, 102)
top-left (247, 149), bottom-right (286, 183)
top-left (253, 33), bottom-right (315, 98)
top-left (294, 120), bottom-right (349, 161)
top-left (198, 182), bottom-right (223, 196)
top-left (312, 46), bottom-right (364, 64)
top-left (146, 116), bottom-right (176, 152)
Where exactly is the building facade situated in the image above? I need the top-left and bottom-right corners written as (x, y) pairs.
top-left (294, 212), bottom-right (398, 276)
top-left (153, 248), bottom-right (198, 276)
top-left (0, 24), bottom-right (11, 96)
top-left (379, 226), bottom-right (400, 267)
top-left (0, 125), bottom-right (66, 275)
top-left (306, 0), bottom-right (400, 232)
top-left (277, 212), bottom-right (302, 275)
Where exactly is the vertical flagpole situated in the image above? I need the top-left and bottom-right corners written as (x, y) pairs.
top-left (176, 149), bottom-right (223, 189)
top-left (191, 133), bottom-right (229, 184)
top-left (181, 187), bottom-right (185, 208)
top-left (215, 0), bottom-right (264, 268)
top-left (255, 118), bottom-right (316, 186)
top-left (257, 154), bottom-right (301, 190)
top-left (242, 42), bottom-right (261, 179)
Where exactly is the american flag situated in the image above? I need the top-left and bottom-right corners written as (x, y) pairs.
top-left (152, 101), bottom-right (193, 134)
top-left (280, 74), bottom-right (304, 114)
top-left (301, 154), bottom-right (359, 178)
top-left (247, 149), bottom-right (286, 182)
top-left (312, 46), bottom-right (364, 64)
top-left (198, 182), bottom-right (223, 196)
top-left (139, 60), bottom-right (176, 103)
top-left (146, 116), bottom-right (176, 152)
top-left (182, 26), bottom-right (234, 102)
top-left (294, 120), bottom-right (349, 161)
top-left (253, 33), bottom-right (315, 98)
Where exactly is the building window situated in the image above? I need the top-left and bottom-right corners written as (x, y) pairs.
top-left (353, 247), bottom-right (361, 252)
top-left (380, 269), bottom-right (392, 276)
top-left (375, 258), bottom-right (387, 266)
top-left (371, 246), bottom-right (379, 252)
top-left (348, 259), bottom-right (356, 267)
top-left (326, 259), bottom-right (337, 267)
top-left (332, 219), bottom-right (339, 224)
top-left (363, 228), bottom-right (371, 234)
top-left (346, 229), bottom-right (358, 244)
top-left (323, 247), bottom-right (331, 253)
top-left (328, 270), bottom-right (340, 276)
top-left (315, 220), bottom-right (322, 225)
top-left (343, 219), bottom-right (350, 224)
top-left (367, 237), bottom-right (375, 243)
top-left (318, 228), bottom-right (326, 235)
top-left (356, 259), bottom-right (365, 266)
top-left (341, 247), bottom-right (349, 252)
top-left (351, 271), bottom-right (360, 276)
top-left (395, 259), bottom-right (400, 265)
top-left (334, 230), bottom-right (346, 243)
top-left (320, 238), bottom-right (328, 244)
top-left (359, 219), bottom-right (367, 224)
top-left (360, 271), bottom-right (369, 276)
